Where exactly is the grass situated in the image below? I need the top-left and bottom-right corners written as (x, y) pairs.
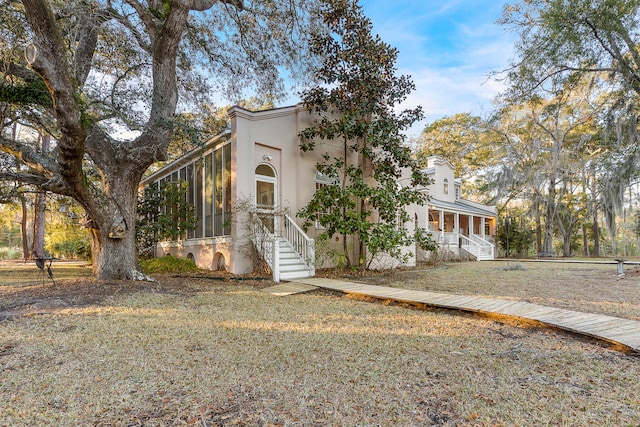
top-left (0, 260), bottom-right (92, 287)
top-left (0, 260), bottom-right (639, 426)
top-left (373, 260), bottom-right (640, 321)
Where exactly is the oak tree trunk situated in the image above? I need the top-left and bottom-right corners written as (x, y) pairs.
top-left (85, 165), bottom-right (151, 281)
top-left (20, 195), bottom-right (30, 261)
top-left (32, 191), bottom-right (46, 259)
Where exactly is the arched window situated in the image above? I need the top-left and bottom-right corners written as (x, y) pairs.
top-left (443, 178), bottom-right (449, 195)
top-left (255, 164), bottom-right (277, 232)
top-left (255, 164), bottom-right (276, 209)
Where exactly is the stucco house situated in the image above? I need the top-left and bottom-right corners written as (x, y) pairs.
top-left (140, 104), bottom-right (497, 281)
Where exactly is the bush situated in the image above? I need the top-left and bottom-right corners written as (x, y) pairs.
top-left (0, 246), bottom-right (22, 260)
top-left (139, 256), bottom-right (200, 274)
top-left (45, 222), bottom-right (91, 260)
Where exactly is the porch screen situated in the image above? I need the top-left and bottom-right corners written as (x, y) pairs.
top-left (154, 142), bottom-right (232, 240)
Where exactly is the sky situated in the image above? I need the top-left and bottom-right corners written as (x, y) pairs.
top-left (354, 0), bottom-right (516, 135)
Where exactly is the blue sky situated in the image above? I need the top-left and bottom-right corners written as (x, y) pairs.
top-left (358, 0), bottom-right (515, 135)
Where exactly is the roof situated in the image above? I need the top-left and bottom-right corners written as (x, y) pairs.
top-left (140, 129), bottom-right (231, 186)
top-left (428, 197), bottom-right (497, 217)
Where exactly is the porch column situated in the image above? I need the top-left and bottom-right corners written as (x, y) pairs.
top-left (469, 215), bottom-right (474, 236)
top-left (439, 210), bottom-right (444, 236)
top-left (480, 217), bottom-right (486, 238)
top-left (455, 212), bottom-right (459, 237)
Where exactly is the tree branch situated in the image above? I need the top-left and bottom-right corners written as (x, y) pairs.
top-left (0, 135), bottom-right (59, 175)
top-left (22, 0), bottom-right (87, 184)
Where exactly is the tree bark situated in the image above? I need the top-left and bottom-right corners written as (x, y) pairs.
top-left (542, 181), bottom-right (556, 254)
top-left (32, 191), bottom-right (46, 259)
top-left (20, 195), bottom-right (30, 261)
top-left (582, 223), bottom-right (589, 256)
top-left (32, 134), bottom-right (50, 259)
top-left (592, 208), bottom-right (600, 257)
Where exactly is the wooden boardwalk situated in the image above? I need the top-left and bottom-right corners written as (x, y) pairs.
top-left (294, 278), bottom-right (640, 354)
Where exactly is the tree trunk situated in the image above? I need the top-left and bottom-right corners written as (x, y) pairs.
top-left (535, 211), bottom-right (542, 253)
top-left (32, 134), bottom-right (51, 259)
top-left (592, 208), bottom-right (600, 257)
top-left (86, 171), bottom-right (151, 281)
top-left (32, 191), bottom-right (46, 259)
top-left (562, 228), bottom-right (572, 257)
top-left (542, 182), bottom-right (556, 254)
top-left (582, 223), bottom-right (589, 256)
top-left (20, 195), bottom-right (30, 261)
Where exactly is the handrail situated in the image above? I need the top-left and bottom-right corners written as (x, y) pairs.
top-left (250, 212), bottom-right (280, 282)
top-left (284, 214), bottom-right (315, 276)
top-left (460, 234), bottom-right (495, 259)
top-left (469, 233), bottom-right (494, 246)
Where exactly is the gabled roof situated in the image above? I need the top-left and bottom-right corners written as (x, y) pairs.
top-left (428, 197), bottom-right (497, 217)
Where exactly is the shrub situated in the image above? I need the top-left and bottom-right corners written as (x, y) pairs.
top-left (0, 246), bottom-right (22, 260)
top-left (139, 256), bottom-right (200, 274)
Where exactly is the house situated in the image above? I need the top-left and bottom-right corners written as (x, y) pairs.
top-left (140, 104), bottom-right (497, 281)
top-left (414, 156), bottom-right (497, 261)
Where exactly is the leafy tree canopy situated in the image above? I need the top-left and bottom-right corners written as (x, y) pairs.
top-left (415, 113), bottom-right (501, 197)
top-left (0, 0), bottom-right (320, 280)
top-left (298, 0), bottom-right (433, 269)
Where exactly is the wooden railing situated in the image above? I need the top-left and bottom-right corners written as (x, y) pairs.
top-left (460, 234), bottom-right (495, 259)
top-left (251, 212), bottom-right (280, 282)
top-left (283, 214), bottom-right (315, 276)
top-left (251, 213), bottom-right (315, 282)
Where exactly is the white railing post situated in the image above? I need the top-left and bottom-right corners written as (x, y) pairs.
top-left (309, 238), bottom-right (315, 276)
top-left (283, 214), bottom-right (315, 275)
top-left (272, 237), bottom-right (280, 283)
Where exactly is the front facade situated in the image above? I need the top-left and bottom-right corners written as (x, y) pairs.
top-left (416, 156), bottom-right (497, 261)
top-left (141, 105), bottom-right (497, 281)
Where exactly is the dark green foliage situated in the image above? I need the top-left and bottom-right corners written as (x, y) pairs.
top-left (0, 80), bottom-right (52, 107)
top-left (497, 216), bottom-right (534, 258)
top-left (415, 227), bottom-right (438, 252)
top-left (298, 0), bottom-right (432, 268)
top-left (136, 181), bottom-right (197, 258)
top-left (139, 256), bottom-right (199, 274)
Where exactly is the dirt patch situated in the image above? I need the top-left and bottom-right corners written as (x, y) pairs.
top-left (0, 271), bottom-right (270, 320)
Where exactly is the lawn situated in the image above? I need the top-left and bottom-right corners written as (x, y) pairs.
top-left (0, 260), bottom-right (639, 426)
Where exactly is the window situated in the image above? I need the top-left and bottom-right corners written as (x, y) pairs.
top-left (314, 171), bottom-right (339, 228)
top-left (255, 164), bottom-right (276, 209)
top-left (152, 141), bottom-right (232, 240)
top-left (195, 158), bottom-right (203, 238)
top-left (443, 178), bottom-right (449, 195)
top-left (255, 164), bottom-right (277, 232)
top-left (204, 153), bottom-right (214, 237)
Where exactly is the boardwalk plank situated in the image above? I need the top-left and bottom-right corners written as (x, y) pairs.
top-left (297, 278), bottom-right (640, 353)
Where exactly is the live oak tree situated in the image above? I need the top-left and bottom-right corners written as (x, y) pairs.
top-left (298, 0), bottom-right (433, 269)
top-left (0, 0), bottom-right (318, 280)
top-left (489, 74), bottom-right (604, 257)
top-left (415, 113), bottom-right (500, 198)
top-left (500, 0), bottom-right (640, 99)
top-left (500, 0), bottom-right (640, 254)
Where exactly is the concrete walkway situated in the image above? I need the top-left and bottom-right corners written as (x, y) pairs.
top-left (294, 277), bottom-right (640, 354)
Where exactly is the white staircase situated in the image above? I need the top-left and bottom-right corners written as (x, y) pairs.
top-left (251, 213), bottom-right (315, 282)
top-left (460, 234), bottom-right (495, 261)
top-left (278, 239), bottom-right (314, 281)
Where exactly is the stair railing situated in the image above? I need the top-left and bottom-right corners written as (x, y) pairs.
top-left (283, 214), bottom-right (315, 276)
top-left (463, 233), bottom-right (495, 259)
top-left (251, 212), bottom-right (280, 282)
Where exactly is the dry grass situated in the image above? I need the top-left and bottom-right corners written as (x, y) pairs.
top-left (0, 261), bottom-right (639, 426)
top-left (0, 260), bottom-right (92, 287)
top-left (362, 260), bottom-right (640, 321)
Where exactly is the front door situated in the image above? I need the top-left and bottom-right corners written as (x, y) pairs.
top-left (255, 164), bottom-right (277, 233)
